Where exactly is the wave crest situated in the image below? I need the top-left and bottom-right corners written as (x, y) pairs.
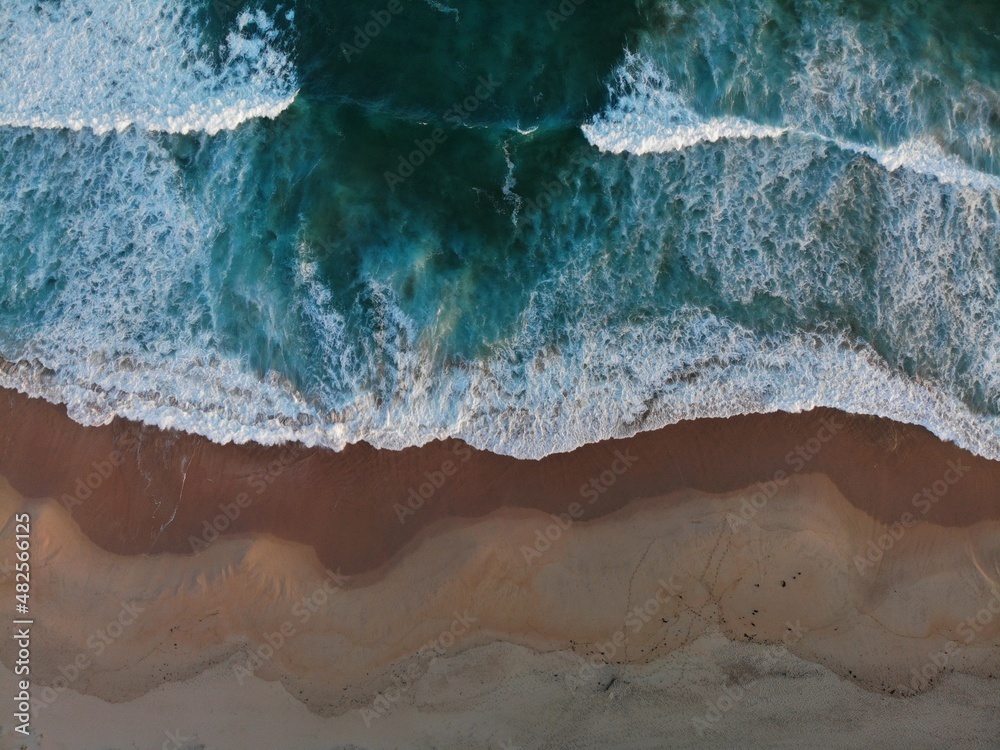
top-left (0, 0), bottom-right (297, 135)
top-left (583, 53), bottom-right (1000, 191)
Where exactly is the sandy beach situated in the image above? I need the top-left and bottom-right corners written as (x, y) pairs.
top-left (3, 1), bottom-right (1000, 746)
top-left (0, 387), bottom-right (998, 748)
top-left (1, 388), bottom-right (999, 573)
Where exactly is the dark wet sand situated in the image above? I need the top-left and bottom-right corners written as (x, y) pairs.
top-left (0, 387), bottom-right (995, 574)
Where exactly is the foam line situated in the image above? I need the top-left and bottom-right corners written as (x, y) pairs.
top-left (582, 55), bottom-right (1000, 192)
top-left (0, 1), bottom-right (297, 135)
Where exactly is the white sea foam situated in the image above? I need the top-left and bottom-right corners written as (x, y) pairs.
top-left (864, 139), bottom-right (1000, 192)
top-left (419, 0), bottom-right (460, 19)
top-left (582, 56), bottom-right (790, 154)
top-left (1, 99), bottom-right (998, 462)
top-left (3, 300), bottom-right (1000, 463)
top-left (0, 0), bottom-right (297, 135)
top-left (583, 54), bottom-right (1000, 192)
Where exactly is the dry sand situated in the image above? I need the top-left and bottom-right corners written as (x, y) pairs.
top-left (0, 388), bottom-right (997, 748)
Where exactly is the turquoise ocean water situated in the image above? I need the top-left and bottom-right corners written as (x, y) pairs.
top-left (0, 0), bottom-right (999, 458)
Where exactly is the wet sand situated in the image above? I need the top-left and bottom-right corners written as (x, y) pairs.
top-left (0, 388), bottom-right (997, 574)
top-left (0, 387), bottom-right (998, 749)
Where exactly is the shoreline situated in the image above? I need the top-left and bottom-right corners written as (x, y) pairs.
top-left (0, 387), bottom-right (997, 575)
top-left (0, 386), bottom-right (999, 746)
